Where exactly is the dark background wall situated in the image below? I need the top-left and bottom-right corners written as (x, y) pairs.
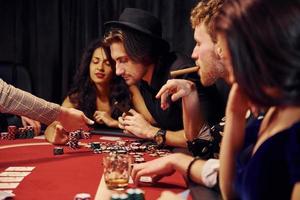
top-left (0, 0), bottom-right (198, 103)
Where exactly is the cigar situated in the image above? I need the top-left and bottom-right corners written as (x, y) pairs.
top-left (170, 66), bottom-right (200, 78)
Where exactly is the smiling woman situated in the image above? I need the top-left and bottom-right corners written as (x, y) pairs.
top-left (44, 38), bottom-right (132, 145)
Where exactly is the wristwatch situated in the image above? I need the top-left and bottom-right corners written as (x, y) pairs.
top-left (153, 129), bottom-right (167, 148)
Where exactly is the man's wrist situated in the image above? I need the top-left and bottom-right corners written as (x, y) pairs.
top-left (154, 129), bottom-right (167, 148)
top-left (187, 157), bottom-right (200, 183)
top-left (170, 153), bottom-right (194, 176)
top-left (145, 126), bottom-right (158, 139)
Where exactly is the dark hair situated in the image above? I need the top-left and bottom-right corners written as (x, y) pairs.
top-left (216, 0), bottom-right (300, 107)
top-left (103, 28), bottom-right (168, 66)
top-left (68, 38), bottom-right (132, 119)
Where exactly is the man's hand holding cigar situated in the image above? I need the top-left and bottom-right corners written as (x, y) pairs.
top-left (156, 79), bottom-right (196, 110)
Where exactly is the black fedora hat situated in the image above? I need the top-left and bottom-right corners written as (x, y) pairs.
top-left (105, 8), bottom-right (170, 51)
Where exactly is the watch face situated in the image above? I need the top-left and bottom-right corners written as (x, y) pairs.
top-left (154, 130), bottom-right (166, 148)
top-left (155, 135), bottom-right (164, 145)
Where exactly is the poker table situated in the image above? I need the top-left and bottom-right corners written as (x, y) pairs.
top-left (0, 132), bottom-right (221, 200)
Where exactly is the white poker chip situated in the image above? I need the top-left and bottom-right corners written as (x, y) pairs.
top-left (139, 176), bottom-right (152, 183)
top-left (74, 193), bottom-right (91, 200)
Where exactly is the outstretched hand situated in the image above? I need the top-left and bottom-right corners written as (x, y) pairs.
top-left (56, 107), bottom-right (94, 132)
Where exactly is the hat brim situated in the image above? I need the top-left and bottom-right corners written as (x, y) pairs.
top-left (104, 21), bottom-right (170, 51)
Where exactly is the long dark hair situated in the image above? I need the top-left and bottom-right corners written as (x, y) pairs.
top-left (216, 0), bottom-right (300, 107)
top-left (68, 38), bottom-right (132, 119)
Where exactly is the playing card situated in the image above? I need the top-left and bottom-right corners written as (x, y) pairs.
top-left (0, 171), bottom-right (31, 177)
top-left (0, 182), bottom-right (19, 189)
top-left (0, 177), bottom-right (24, 182)
top-left (5, 166), bottom-right (35, 172)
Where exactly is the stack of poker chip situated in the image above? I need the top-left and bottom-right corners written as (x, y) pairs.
top-left (126, 189), bottom-right (135, 200)
top-left (7, 125), bottom-right (17, 140)
top-left (110, 193), bottom-right (121, 200)
top-left (17, 127), bottom-right (27, 139)
top-left (68, 130), bottom-right (81, 149)
top-left (24, 126), bottom-right (35, 138)
top-left (111, 193), bottom-right (129, 200)
top-left (111, 189), bottom-right (145, 200)
top-left (5, 126), bottom-right (35, 139)
top-left (1, 132), bottom-right (9, 140)
top-left (134, 189), bottom-right (145, 200)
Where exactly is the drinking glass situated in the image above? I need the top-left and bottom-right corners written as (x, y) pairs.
top-left (103, 153), bottom-right (131, 190)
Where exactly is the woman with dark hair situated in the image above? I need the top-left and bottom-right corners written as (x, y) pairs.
top-left (216, 0), bottom-right (300, 199)
top-left (45, 38), bottom-right (132, 144)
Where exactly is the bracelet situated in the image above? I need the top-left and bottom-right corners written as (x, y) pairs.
top-left (187, 156), bottom-right (200, 183)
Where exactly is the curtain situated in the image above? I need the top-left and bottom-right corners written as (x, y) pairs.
top-left (0, 0), bottom-right (198, 103)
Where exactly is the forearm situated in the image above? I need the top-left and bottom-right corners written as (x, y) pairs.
top-left (0, 79), bottom-right (60, 125)
top-left (170, 153), bottom-right (206, 185)
top-left (165, 129), bottom-right (187, 148)
top-left (219, 111), bottom-right (246, 199)
top-left (182, 90), bottom-right (204, 140)
top-left (143, 126), bottom-right (187, 148)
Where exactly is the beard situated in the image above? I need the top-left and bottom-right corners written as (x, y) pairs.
top-left (198, 61), bottom-right (226, 86)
